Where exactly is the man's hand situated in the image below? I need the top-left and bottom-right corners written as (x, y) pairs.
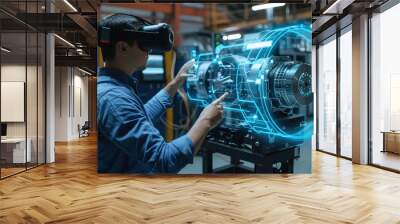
top-left (173, 59), bottom-right (195, 88)
top-left (164, 59), bottom-right (195, 98)
top-left (187, 92), bottom-right (228, 154)
top-left (197, 93), bottom-right (228, 129)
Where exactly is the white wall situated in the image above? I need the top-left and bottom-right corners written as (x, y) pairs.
top-left (1, 64), bottom-right (46, 164)
top-left (1, 65), bottom-right (27, 141)
top-left (55, 66), bottom-right (68, 141)
top-left (54, 67), bottom-right (89, 141)
top-left (1, 65), bottom-right (40, 137)
top-left (72, 72), bottom-right (89, 138)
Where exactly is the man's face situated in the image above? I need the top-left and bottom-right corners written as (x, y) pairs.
top-left (115, 40), bottom-right (149, 74)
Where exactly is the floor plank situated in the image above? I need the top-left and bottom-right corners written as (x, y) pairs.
top-left (1, 135), bottom-right (400, 223)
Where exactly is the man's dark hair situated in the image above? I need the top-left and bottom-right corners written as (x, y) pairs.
top-left (98, 14), bottom-right (144, 61)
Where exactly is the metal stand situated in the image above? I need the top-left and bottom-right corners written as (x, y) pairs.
top-left (202, 140), bottom-right (299, 173)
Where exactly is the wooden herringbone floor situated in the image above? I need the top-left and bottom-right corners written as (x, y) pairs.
top-left (1, 135), bottom-right (400, 224)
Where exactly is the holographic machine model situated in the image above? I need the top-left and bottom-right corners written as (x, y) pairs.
top-left (186, 24), bottom-right (313, 173)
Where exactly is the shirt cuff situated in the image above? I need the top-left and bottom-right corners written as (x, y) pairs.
top-left (171, 134), bottom-right (194, 164)
top-left (156, 89), bottom-right (174, 108)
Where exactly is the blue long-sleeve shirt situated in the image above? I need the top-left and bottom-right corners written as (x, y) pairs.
top-left (97, 67), bottom-right (194, 173)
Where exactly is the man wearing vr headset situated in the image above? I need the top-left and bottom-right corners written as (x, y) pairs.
top-left (97, 14), bottom-right (227, 173)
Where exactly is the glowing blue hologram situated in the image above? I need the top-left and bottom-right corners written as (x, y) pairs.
top-left (186, 24), bottom-right (313, 140)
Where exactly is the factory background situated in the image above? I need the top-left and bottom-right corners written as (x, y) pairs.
top-left (97, 3), bottom-right (313, 174)
top-left (0, 0), bottom-right (399, 222)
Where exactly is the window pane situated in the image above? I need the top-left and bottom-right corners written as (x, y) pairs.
top-left (371, 3), bottom-right (400, 171)
top-left (317, 37), bottom-right (337, 154)
top-left (340, 29), bottom-right (352, 158)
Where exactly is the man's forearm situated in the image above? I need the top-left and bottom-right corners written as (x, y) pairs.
top-left (163, 80), bottom-right (178, 99)
top-left (187, 120), bottom-right (210, 154)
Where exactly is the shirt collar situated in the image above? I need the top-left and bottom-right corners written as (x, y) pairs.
top-left (98, 67), bottom-right (139, 91)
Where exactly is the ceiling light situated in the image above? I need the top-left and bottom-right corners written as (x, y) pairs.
top-left (252, 3), bottom-right (286, 11)
top-left (1, 47), bottom-right (11, 53)
top-left (63, 0), bottom-right (78, 12)
top-left (54, 34), bottom-right (75, 48)
top-left (322, 0), bottom-right (344, 14)
top-left (222, 33), bottom-right (242, 41)
top-left (245, 41), bottom-right (272, 50)
top-left (223, 26), bottom-right (239, 32)
top-left (78, 67), bottom-right (92, 76)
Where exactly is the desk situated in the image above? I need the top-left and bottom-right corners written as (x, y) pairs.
top-left (382, 131), bottom-right (400, 154)
top-left (1, 138), bottom-right (31, 163)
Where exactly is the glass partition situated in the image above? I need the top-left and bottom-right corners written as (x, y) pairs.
top-left (339, 27), bottom-right (352, 158)
top-left (317, 36), bottom-right (337, 154)
top-left (371, 3), bottom-right (400, 171)
top-left (0, 0), bottom-right (46, 179)
top-left (1, 30), bottom-right (28, 177)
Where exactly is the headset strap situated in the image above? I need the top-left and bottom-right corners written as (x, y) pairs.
top-left (98, 13), bottom-right (155, 46)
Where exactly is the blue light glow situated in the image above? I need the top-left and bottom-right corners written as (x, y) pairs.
top-left (186, 24), bottom-right (313, 140)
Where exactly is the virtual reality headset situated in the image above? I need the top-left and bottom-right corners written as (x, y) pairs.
top-left (98, 15), bottom-right (174, 53)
